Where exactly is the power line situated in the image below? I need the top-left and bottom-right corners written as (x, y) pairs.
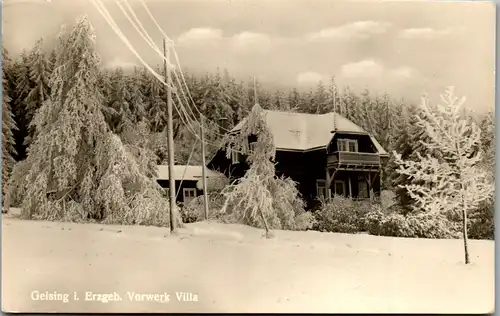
top-left (138, 0), bottom-right (174, 43)
top-left (118, 0), bottom-right (231, 138)
top-left (92, 0), bottom-right (202, 141)
top-left (113, 0), bottom-right (175, 69)
top-left (90, 0), bottom-right (175, 90)
top-left (112, 0), bottom-right (208, 138)
top-left (172, 49), bottom-right (232, 133)
top-left (136, 0), bottom-right (233, 133)
top-left (93, 0), bottom-right (247, 155)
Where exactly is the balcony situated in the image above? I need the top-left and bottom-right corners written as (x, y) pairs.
top-left (327, 151), bottom-right (381, 170)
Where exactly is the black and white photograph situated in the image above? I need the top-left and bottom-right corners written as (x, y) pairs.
top-left (1, 0), bottom-right (495, 313)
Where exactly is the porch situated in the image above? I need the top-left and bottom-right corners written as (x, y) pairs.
top-left (327, 151), bottom-right (381, 169)
top-left (318, 169), bottom-right (381, 200)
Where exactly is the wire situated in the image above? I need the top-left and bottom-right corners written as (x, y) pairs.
top-left (108, 0), bottom-right (207, 138)
top-left (92, 0), bottom-right (204, 142)
top-left (115, 0), bottom-right (175, 69)
top-left (171, 49), bottom-right (232, 133)
top-left (170, 77), bottom-right (230, 139)
top-left (90, 0), bottom-right (175, 90)
top-left (136, 0), bottom-right (233, 133)
top-left (117, 0), bottom-right (229, 140)
top-left (175, 138), bottom-right (198, 200)
top-left (94, 0), bottom-right (247, 155)
top-left (138, 0), bottom-right (174, 43)
top-left (119, 0), bottom-right (230, 138)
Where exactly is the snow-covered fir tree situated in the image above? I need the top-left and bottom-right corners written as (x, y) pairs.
top-left (393, 87), bottom-right (494, 264)
top-left (2, 48), bottom-right (17, 210)
top-left (221, 104), bottom-right (314, 235)
top-left (24, 38), bottom-right (52, 147)
top-left (6, 16), bottom-right (174, 227)
top-left (107, 68), bottom-right (133, 134)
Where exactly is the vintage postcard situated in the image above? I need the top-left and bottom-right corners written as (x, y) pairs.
top-left (1, 0), bottom-right (495, 313)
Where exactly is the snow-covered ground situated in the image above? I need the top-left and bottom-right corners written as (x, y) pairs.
top-left (2, 212), bottom-right (494, 314)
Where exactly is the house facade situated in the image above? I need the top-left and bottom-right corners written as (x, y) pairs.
top-left (156, 165), bottom-right (226, 204)
top-left (207, 110), bottom-right (389, 209)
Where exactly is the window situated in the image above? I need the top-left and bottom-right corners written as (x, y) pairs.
top-left (183, 188), bottom-right (197, 203)
top-left (334, 180), bottom-right (346, 197)
top-left (348, 141), bottom-right (357, 152)
top-left (231, 150), bottom-right (240, 164)
top-left (337, 139), bottom-right (358, 152)
top-left (248, 142), bottom-right (257, 154)
top-left (358, 180), bottom-right (369, 198)
top-left (316, 180), bottom-right (327, 198)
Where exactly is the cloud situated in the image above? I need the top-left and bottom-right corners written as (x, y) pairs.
top-left (306, 21), bottom-right (392, 41)
top-left (177, 27), bottom-right (223, 46)
top-left (105, 58), bottom-right (138, 69)
top-left (177, 28), bottom-right (274, 53)
top-left (231, 32), bottom-right (272, 54)
top-left (296, 71), bottom-right (328, 84)
top-left (397, 27), bottom-right (456, 40)
top-left (340, 59), bottom-right (385, 78)
top-left (389, 66), bottom-right (419, 79)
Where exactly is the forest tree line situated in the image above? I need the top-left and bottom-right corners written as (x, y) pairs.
top-left (1, 18), bottom-right (495, 223)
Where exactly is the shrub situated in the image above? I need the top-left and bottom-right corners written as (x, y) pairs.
top-left (313, 197), bottom-right (374, 233)
top-left (406, 214), bottom-right (460, 239)
top-left (294, 212), bottom-right (316, 231)
top-left (364, 208), bottom-right (460, 239)
top-left (179, 193), bottom-right (228, 224)
top-left (379, 213), bottom-right (415, 237)
top-left (363, 208), bottom-right (385, 235)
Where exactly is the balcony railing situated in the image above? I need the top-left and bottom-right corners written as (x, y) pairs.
top-left (327, 151), bottom-right (381, 168)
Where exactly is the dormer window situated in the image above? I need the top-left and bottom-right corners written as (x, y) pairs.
top-left (337, 139), bottom-right (358, 152)
top-left (231, 150), bottom-right (240, 164)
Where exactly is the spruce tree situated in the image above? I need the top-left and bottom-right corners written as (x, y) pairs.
top-left (24, 38), bottom-right (52, 147)
top-left (2, 48), bottom-right (17, 211)
top-left (288, 88), bottom-right (301, 112)
top-left (314, 81), bottom-right (329, 114)
top-left (125, 68), bottom-right (147, 124)
top-left (272, 89), bottom-right (290, 111)
top-left (108, 68), bottom-right (133, 133)
top-left (6, 16), bottom-right (172, 227)
top-left (221, 104), bottom-right (313, 235)
top-left (11, 50), bottom-right (33, 160)
top-left (389, 102), bottom-right (416, 212)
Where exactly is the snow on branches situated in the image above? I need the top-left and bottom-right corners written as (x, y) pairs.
top-left (393, 87), bottom-right (493, 215)
top-left (393, 87), bottom-right (494, 263)
top-left (6, 16), bottom-right (172, 227)
top-left (220, 105), bottom-right (313, 235)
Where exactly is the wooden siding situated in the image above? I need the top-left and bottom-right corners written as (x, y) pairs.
top-left (156, 179), bottom-right (202, 203)
top-left (327, 152), bottom-right (381, 168)
top-left (207, 132), bottom-right (384, 210)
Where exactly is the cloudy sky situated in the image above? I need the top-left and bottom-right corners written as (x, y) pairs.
top-left (2, 0), bottom-right (495, 112)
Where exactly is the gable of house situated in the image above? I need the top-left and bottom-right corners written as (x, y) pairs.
top-left (156, 165), bottom-right (223, 181)
top-left (230, 110), bottom-right (388, 155)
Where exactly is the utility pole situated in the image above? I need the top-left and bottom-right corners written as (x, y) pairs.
top-left (200, 116), bottom-right (210, 220)
top-left (164, 37), bottom-right (177, 233)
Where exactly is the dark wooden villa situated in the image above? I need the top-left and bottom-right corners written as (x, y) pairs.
top-left (156, 165), bottom-right (226, 203)
top-left (207, 110), bottom-right (389, 208)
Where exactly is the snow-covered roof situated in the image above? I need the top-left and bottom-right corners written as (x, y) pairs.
top-left (231, 110), bottom-right (388, 155)
top-left (156, 165), bottom-right (224, 181)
